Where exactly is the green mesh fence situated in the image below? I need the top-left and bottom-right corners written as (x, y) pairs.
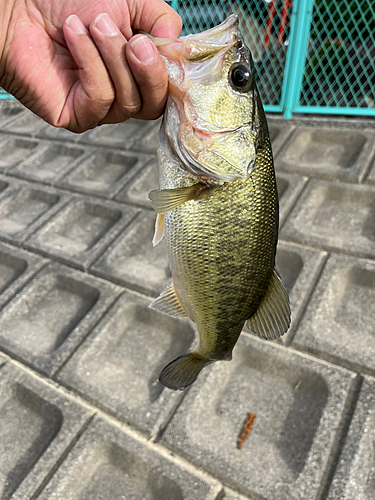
top-left (299, 0), bottom-right (375, 109)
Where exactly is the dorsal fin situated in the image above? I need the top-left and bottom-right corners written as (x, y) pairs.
top-left (149, 283), bottom-right (188, 318)
top-left (245, 268), bottom-right (291, 340)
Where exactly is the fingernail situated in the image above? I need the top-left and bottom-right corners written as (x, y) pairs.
top-left (94, 13), bottom-right (119, 36)
top-left (66, 15), bottom-right (87, 35)
top-left (130, 36), bottom-right (155, 64)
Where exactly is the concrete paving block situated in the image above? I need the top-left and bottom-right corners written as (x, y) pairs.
top-left (275, 127), bottom-right (374, 182)
top-left (91, 210), bottom-right (171, 297)
top-left (79, 119), bottom-right (146, 148)
top-left (327, 376), bottom-right (375, 500)
top-left (161, 335), bottom-right (357, 500)
top-left (0, 262), bottom-right (121, 375)
top-left (0, 181), bottom-right (71, 245)
top-left (128, 119), bottom-right (161, 153)
top-left (37, 416), bottom-right (221, 500)
top-left (0, 103), bottom-right (26, 127)
top-left (276, 172), bottom-right (308, 225)
top-left (0, 362), bottom-right (91, 500)
top-left (57, 291), bottom-right (196, 436)
top-left (275, 241), bottom-right (328, 344)
top-left (0, 176), bottom-right (10, 197)
top-left (25, 197), bottom-right (138, 270)
top-left (281, 180), bottom-right (375, 259)
top-left (6, 110), bottom-right (47, 135)
top-left (10, 142), bottom-right (87, 184)
top-left (58, 149), bottom-right (146, 199)
top-left (115, 158), bottom-right (158, 209)
top-left (267, 119), bottom-right (294, 157)
top-left (292, 254), bottom-right (375, 374)
top-left (0, 242), bottom-right (47, 309)
top-left (0, 134), bottom-right (39, 172)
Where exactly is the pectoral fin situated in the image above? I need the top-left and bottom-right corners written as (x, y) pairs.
top-left (152, 214), bottom-right (165, 246)
top-left (245, 268), bottom-right (291, 340)
top-left (149, 283), bottom-right (188, 318)
top-left (148, 183), bottom-right (219, 214)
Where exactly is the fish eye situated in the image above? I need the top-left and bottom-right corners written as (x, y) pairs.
top-left (229, 63), bottom-right (252, 93)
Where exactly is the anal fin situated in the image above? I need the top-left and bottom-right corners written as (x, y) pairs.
top-left (245, 268), bottom-right (291, 340)
top-left (149, 283), bottom-right (188, 318)
top-left (148, 183), bottom-right (219, 214)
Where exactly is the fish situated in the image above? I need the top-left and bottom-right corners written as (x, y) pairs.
top-left (147, 15), bottom-right (291, 391)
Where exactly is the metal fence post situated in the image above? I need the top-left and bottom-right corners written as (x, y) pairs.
top-left (281, 0), bottom-right (314, 118)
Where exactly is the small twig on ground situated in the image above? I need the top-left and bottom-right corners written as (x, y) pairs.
top-left (237, 412), bottom-right (257, 450)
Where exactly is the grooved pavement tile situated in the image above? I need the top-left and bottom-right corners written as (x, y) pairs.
top-left (6, 110), bottom-right (47, 136)
top-left (0, 181), bottom-right (71, 245)
top-left (160, 334), bottom-right (357, 500)
top-left (25, 196), bottom-right (139, 270)
top-left (281, 180), bottom-right (375, 259)
top-left (10, 142), bottom-right (87, 184)
top-left (115, 158), bottom-right (158, 209)
top-left (0, 135), bottom-right (39, 172)
top-left (0, 103), bottom-right (25, 127)
top-left (292, 254), bottom-right (375, 374)
top-left (0, 362), bottom-right (91, 500)
top-left (57, 291), bottom-right (197, 437)
top-left (91, 210), bottom-right (171, 297)
top-left (327, 376), bottom-right (375, 500)
top-left (276, 172), bottom-right (308, 225)
top-left (36, 416), bottom-right (222, 500)
top-left (128, 119), bottom-right (161, 153)
top-left (0, 262), bottom-right (121, 375)
top-left (0, 242), bottom-right (47, 309)
top-left (221, 489), bottom-right (255, 500)
top-left (79, 120), bottom-right (147, 148)
top-left (267, 119), bottom-right (294, 157)
top-left (275, 241), bottom-right (328, 343)
top-left (58, 149), bottom-right (147, 199)
top-left (275, 127), bottom-right (375, 182)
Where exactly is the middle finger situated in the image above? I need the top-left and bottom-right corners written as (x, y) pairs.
top-left (90, 13), bottom-right (141, 124)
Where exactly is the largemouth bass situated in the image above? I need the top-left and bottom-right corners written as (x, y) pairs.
top-left (147, 15), bottom-right (290, 390)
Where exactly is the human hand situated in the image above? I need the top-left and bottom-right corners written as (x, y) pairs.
top-left (0, 0), bottom-right (181, 132)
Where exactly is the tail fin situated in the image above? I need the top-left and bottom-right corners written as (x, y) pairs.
top-left (159, 352), bottom-right (213, 390)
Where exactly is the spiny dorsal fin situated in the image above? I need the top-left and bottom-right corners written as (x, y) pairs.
top-left (245, 268), bottom-right (291, 340)
top-left (152, 213), bottom-right (165, 246)
top-left (148, 183), bottom-right (219, 214)
top-left (149, 283), bottom-right (188, 318)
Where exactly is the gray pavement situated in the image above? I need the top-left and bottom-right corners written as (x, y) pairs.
top-left (0, 100), bottom-right (374, 500)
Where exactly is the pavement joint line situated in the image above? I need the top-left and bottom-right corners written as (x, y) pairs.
top-left (287, 341), bottom-right (375, 379)
top-left (282, 249), bottom-right (330, 346)
top-left (279, 235), bottom-right (375, 263)
top-left (2, 351), bottom-right (227, 498)
top-left (318, 375), bottom-right (364, 500)
top-left (28, 413), bottom-right (97, 500)
top-left (277, 177), bottom-right (309, 232)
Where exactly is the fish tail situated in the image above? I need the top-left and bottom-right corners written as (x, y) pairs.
top-left (159, 351), bottom-right (213, 390)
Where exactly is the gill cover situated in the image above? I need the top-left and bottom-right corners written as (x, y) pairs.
top-left (148, 15), bottom-right (265, 182)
